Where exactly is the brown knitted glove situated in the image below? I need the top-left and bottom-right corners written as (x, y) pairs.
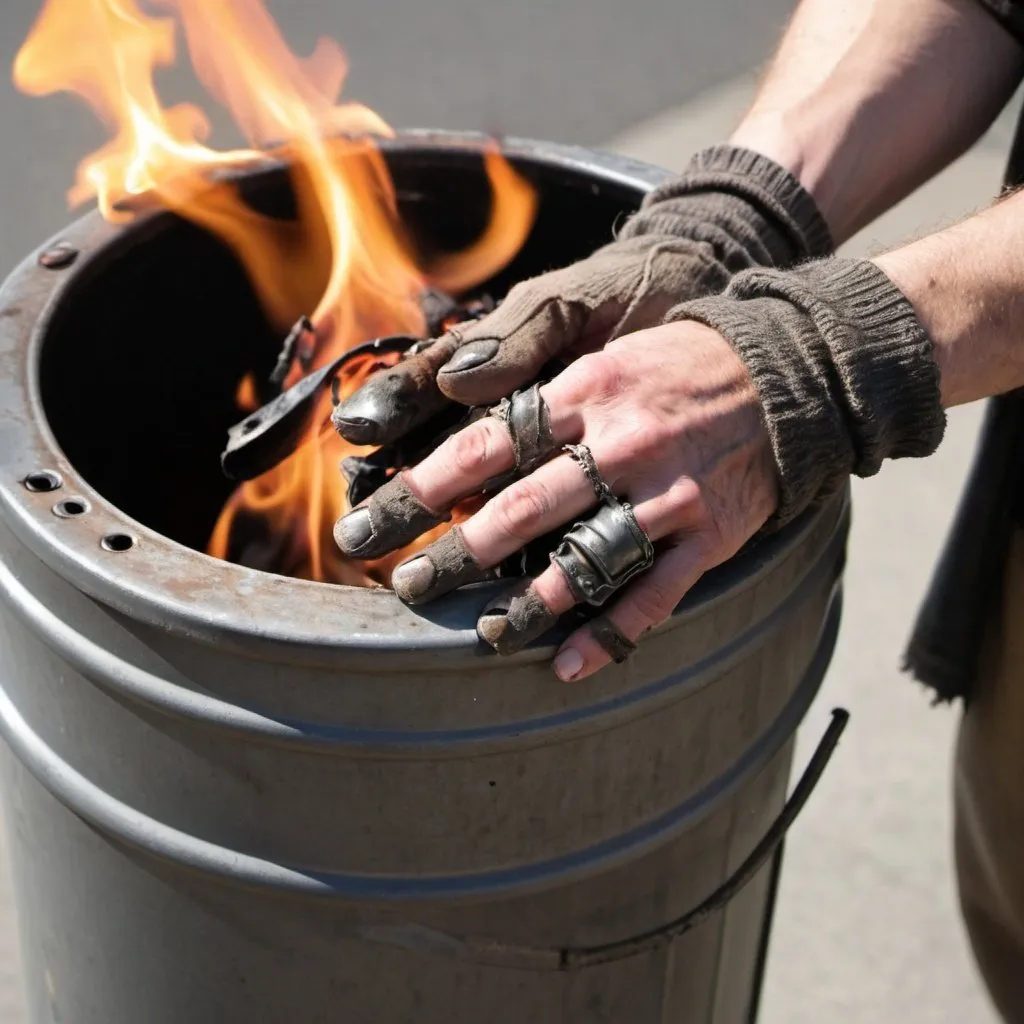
top-left (669, 258), bottom-right (946, 527)
top-left (332, 144), bottom-right (833, 447)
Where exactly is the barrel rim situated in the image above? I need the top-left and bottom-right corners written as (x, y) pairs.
top-left (0, 493), bottom-right (846, 753)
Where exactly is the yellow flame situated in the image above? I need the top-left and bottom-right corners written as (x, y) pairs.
top-left (14, 0), bottom-right (538, 585)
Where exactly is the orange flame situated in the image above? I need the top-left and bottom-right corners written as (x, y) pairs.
top-left (15, 0), bottom-right (537, 586)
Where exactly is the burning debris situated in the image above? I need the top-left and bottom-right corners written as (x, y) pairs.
top-left (220, 288), bottom-right (495, 493)
top-left (15, 0), bottom-right (537, 587)
top-left (221, 331), bottom-right (417, 485)
top-left (213, 283), bottom-right (578, 585)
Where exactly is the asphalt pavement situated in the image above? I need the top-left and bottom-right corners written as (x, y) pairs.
top-left (0, 1), bottom-right (1015, 1020)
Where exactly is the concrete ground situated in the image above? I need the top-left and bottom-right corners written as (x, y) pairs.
top-left (0, 2), bottom-right (1016, 1020)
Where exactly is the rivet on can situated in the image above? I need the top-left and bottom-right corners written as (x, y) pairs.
top-left (38, 243), bottom-right (79, 270)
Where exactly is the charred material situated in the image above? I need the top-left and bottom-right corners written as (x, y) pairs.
top-left (340, 403), bottom-right (482, 506)
top-left (268, 315), bottom-right (315, 392)
top-left (419, 288), bottom-right (460, 336)
top-left (220, 289), bottom-right (497, 486)
top-left (420, 287), bottom-right (495, 336)
top-left (221, 334), bottom-right (418, 482)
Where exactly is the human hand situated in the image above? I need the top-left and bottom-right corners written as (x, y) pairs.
top-left (335, 320), bottom-right (780, 681)
top-left (335, 252), bottom-right (949, 681)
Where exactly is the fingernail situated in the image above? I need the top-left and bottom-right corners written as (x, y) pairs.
top-left (477, 584), bottom-right (557, 656)
top-left (439, 339), bottom-right (499, 376)
top-left (332, 414), bottom-right (379, 446)
top-left (553, 648), bottom-right (584, 681)
top-left (334, 508), bottom-right (372, 554)
top-left (476, 608), bottom-right (510, 649)
top-left (477, 610), bottom-right (529, 655)
top-left (391, 555), bottom-right (436, 603)
top-left (331, 377), bottom-right (396, 445)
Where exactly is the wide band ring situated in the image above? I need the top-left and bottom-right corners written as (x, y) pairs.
top-left (489, 383), bottom-right (558, 477)
top-left (589, 615), bottom-right (638, 663)
top-left (551, 496), bottom-right (655, 606)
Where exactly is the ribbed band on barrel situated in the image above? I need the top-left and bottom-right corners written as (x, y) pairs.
top-left (668, 257), bottom-right (945, 527)
top-left (619, 144), bottom-right (835, 268)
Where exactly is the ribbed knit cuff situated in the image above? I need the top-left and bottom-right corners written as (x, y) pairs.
top-left (621, 144), bottom-right (834, 265)
top-left (669, 258), bottom-right (945, 527)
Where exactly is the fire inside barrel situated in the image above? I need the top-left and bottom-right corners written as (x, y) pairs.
top-left (13, 0), bottom-right (538, 587)
top-left (216, 291), bottom-right (498, 580)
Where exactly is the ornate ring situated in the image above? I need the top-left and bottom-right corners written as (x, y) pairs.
top-left (562, 443), bottom-right (612, 503)
top-left (488, 383), bottom-right (558, 477)
top-left (551, 496), bottom-right (655, 606)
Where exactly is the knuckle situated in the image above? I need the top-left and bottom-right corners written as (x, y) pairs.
top-left (626, 579), bottom-right (678, 627)
top-left (600, 415), bottom-right (667, 465)
top-left (563, 353), bottom-right (620, 404)
top-left (491, 481), bottom-right (553, 542)
top-left (683, 523), bottom-right (733, 574)
top-left (675, 484), bottom-right (710, 527)
top-left (444, 421), bottom-right (499, 477)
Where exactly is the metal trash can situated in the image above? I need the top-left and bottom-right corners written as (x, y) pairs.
top-left (0, 132), bottom-right (848, 1023)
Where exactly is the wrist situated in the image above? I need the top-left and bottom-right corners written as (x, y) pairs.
top-left (728, 112), bottom-right (808, 189)
top-left (663, 258), bottom-right (945, 525)
top-left (729, 104), bottom-right (857, 245)
top-left (623, 142), bottom-right (833, 266)
top-left (872, 248), bottom-right (956, 406)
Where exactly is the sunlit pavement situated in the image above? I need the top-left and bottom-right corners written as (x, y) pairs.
top-left (0, 2), bottom-right (1015, 1019)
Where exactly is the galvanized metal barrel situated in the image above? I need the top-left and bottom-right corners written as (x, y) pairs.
top-left (0, 132), bottom-right (848, 1023)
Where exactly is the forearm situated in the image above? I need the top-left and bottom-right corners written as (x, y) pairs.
top-left (730, 0), bottom-right (1024, 243)
top-left (876, 188), bottom-right (1024, 407)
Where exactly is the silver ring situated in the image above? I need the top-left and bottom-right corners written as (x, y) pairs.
top-left (551, 496), bottom-right (655, 606)
top-left (562, 443), bottom-right (612, 502)
top-left (489, 383), bottom-right (558, 476)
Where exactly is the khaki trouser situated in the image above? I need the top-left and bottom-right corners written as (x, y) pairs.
top-left (956, 530), bottom-right (1024, 1021)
